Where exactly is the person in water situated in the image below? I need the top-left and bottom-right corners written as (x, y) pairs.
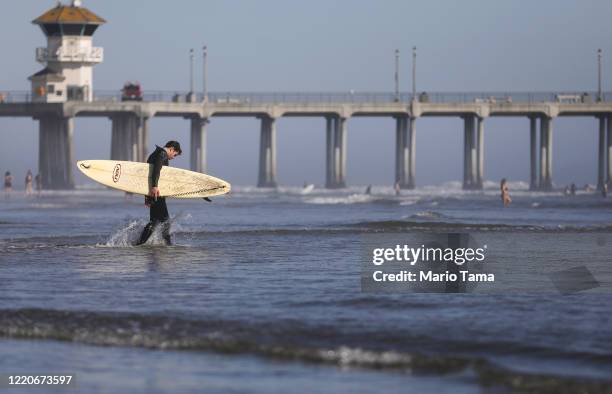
top-left (25, 170), bottom-right (33, 196)
top-left (136, 141), bottom-right (182, 246)
top-left (500, 178), bottom-right (512, 207)
top-left (34, 173), bottom-right (42, 197)
top-left (4, 171), bottom-right (13, 198)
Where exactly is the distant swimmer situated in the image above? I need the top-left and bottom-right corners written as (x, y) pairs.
top-left (25, 170), bottom-right (33, 196)
top-left (34, 173), bottom-right (42, 197)
top-left (570, 183), bottom-right (577, 196)
top-left (603, 183), bottom-right (608, 198)
top-left (394, 182), bottom-right (401, 196)
top-left (4, 171), bottom-right (13, 198)
top-left (136, 141), bottom-right (182, 246)
top-left (365, 184), bottom-right (372, 195)
top-left (500, 178), bottom-right (511, 207)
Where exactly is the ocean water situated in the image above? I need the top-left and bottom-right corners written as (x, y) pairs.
top-left (1, 181), bottom-right (612, 394)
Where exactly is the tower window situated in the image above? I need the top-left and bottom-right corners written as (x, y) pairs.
top-left (62, 24), bottom-right (85, 35)
top-left (40, 24), bottom-right (62, 36)
top-left (83, 25), bottom-right (99, 36)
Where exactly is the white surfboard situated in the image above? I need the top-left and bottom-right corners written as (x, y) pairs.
top-left (77, 160), bottom-right (231, 198)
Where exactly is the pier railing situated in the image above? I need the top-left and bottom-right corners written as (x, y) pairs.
top-left (0, 90), bottom-right (609, 104)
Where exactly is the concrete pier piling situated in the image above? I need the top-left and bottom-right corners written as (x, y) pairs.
top-left (529, 116), bottom-right (539, 190)
top-left (462, 115), bottom-right (484, 190)
top-left (544, 117), bottom-right (553, 190)
top-left (257, 115), bottom-right (277, 187)
top-left (38, 115), bottom-right (74, 189)
top-left (545, 117), bottom-right (554, 191)
top-left (470, 119), bottom-right (478, 188)
top-left (110, 113), bottom-right (148, 162)
top-left (475, 117), bottom-right (484, 189)
top-left (110, 118), bottom-right (121, 161)
top-left (463, 116), bottom-right (469, 189)
top-left (607, 114), bottom-right (612, 187)
top-left (395, 116), bottom-right (416, 189)
top-left (337, 117), bottom-right (347, 188)
top-left (190, 116), bottom-right (207, 173)
top-left (463, 116), bottom-right (475, 189)
top-left (539, 117), bottom-right (547, 190)
top-left (597, 116), bottom-right (606, 190)
top-left (395, 116), bottom-right (407, 187)
top-left (408, 117), bottom-right (416, 188)
top-left (325, 116), bottom-right (334, 188)
top-left (138, 116), bottom-right (149, 162)
top-left (539, 116), bottom-right (554, 191)
top-left (325, 115), bottom-right (347, 188)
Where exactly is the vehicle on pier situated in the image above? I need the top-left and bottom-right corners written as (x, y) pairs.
top-left (121, 82), bottom-right (143, 101)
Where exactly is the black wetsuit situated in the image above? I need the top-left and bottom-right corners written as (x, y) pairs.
top-left (136, 146), bottom-right (172, 245)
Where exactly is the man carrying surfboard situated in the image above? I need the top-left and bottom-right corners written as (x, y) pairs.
top-left (136, 141), bottom-right (182, 246)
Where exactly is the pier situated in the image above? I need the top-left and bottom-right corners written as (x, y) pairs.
top-left (1, 91), bottom-right (612, 189)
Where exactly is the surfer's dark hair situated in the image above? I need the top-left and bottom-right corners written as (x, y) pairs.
top-left (164, 141), bottom-right (182, 155)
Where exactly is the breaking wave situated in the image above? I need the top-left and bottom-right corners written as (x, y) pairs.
top-left (0, 308), bottom-right (610, 392)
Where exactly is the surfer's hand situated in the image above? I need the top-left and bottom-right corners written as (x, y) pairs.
top-left (149, 187), bottom-right (160, 198)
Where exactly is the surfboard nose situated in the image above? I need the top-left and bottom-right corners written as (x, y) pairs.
top-left (77, 161), bottom-right (91, 171)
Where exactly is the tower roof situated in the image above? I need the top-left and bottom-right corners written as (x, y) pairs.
top-left (32, 2), bottom-right (106, 25)
top-left (28, 67), bottom-right (66, 82)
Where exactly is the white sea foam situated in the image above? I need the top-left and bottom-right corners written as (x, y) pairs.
top-left (304, 194), bottom-right (376, 205)
top-left (406, 210), bottom-right (448, 220)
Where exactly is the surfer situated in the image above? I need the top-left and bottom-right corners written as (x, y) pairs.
top-left (136, 141), bottom-right (182, 246)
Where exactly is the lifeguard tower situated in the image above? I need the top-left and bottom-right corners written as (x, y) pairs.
top-left (29, 0), bottom-right (105, 103)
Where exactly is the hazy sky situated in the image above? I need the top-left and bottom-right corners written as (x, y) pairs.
top-left (1, 0), bottom-right (611, 187)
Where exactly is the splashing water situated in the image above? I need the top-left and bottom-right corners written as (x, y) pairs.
top-left (99, 212), bottom-right (194, 247)
top-left (100, 219), bottom-right (146, 247)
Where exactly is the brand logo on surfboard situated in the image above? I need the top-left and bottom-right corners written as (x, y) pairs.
top-left (112, 164), bottom-right (121, 183)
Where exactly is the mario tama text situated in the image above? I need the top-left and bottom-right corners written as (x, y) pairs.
top-left (372, 244), bottom-right (493, 282)
top-left (360, 233), bottom-right (496, 293)
top-left (361, 232), bottom-right (612, 294)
